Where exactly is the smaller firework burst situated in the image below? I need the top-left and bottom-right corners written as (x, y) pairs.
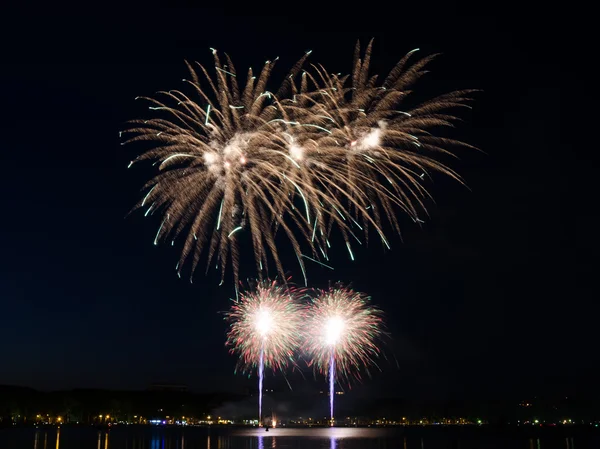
top-left (225, 280), bottom-right (305, 424)
top-left (304, 286), bottom-right (384, 423)
top-left (225, 280), bottom-right (306, 372)
top-left (305, 286), bottom-right (384, 381)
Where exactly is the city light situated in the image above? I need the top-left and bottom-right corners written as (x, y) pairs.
top-left (9, 410), bottom-right (598, 428)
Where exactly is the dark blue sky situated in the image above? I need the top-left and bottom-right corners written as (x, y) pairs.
top-left (0, 5), bottom-right (587, 398)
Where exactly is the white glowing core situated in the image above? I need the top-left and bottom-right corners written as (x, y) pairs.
top-left (325, 316), bottom-right (345, 345)
top-left (204, 152), bottom-right (218, 165)
top-left (355, 128), bottom-right (381, 151)
top-left (289, 144), bottom-right (304, 160)
top-left (255, 309), bottom-right (273, 337)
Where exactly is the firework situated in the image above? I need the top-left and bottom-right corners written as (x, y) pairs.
top-left (123, 50), bottom-right (326, 285)
top-left (125, 42), bottom-right (475, 284)
top-left (225, 280), bottom-right (305, 424)
top-left (288, 40), bottom-right (477, 257)
top-left (304, 286), bottom-right (384, 424)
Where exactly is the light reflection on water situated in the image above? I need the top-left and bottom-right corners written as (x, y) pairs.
top-left (0, 427), bottom-right (593, 449)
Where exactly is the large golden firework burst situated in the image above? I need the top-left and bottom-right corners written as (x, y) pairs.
top-left (124, 41), bottom-right (476, 285)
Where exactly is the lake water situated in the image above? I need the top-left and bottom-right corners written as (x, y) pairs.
top-left (0, 427), bottom-right (597, 449)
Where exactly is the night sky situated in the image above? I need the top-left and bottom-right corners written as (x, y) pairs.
top-left (1, 6), bottom-right (586, 399)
